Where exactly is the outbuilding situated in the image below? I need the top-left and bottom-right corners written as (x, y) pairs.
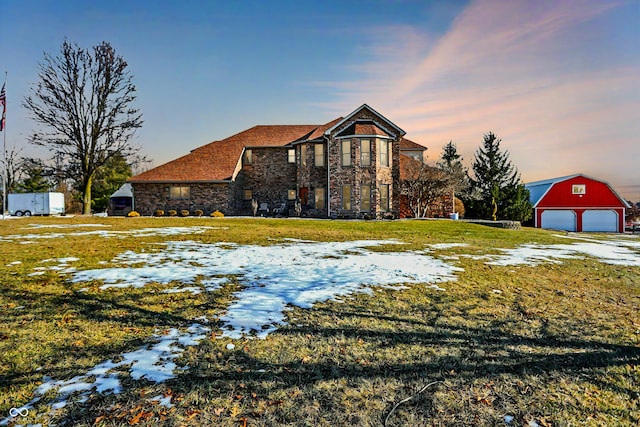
top-left (108, 183), bottom-right (134, 216)
top-left (526, 174), bottom-right (630, 233)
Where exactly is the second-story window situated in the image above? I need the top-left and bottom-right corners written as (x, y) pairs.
top-left (378, 139), bottom-right (389, 167)
top-left (315, 143), bottom-right (324, 167)
top-left (300, 145), bottom-right (307, 167)
top-left (288, 148), bottom-right (295, 163)
top-left (341, 140), bottom-right (351, 166)
top-left (361, 139), bottom-right (371, 166)
top-left (244, 149), bottom-right (253, 165)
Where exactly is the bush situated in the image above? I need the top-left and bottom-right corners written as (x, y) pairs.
top-left (127, 211), bottom-right (140, 217)
top-left (194, 209), bottom-right (204, 217)
top-left (168, 210), bottom-right (177, 217)
top-left (180, 209), bottom-right (190, 217)
top-left (154, 209), bottom-right (165, 217)
top-left (211, 210), bottom-right (224, 218)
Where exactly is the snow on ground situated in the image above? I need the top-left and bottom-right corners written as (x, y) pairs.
top-left (487, 236), bottom-right (640, 267)
top-left (25, 223), bottom-right (112, 229)
top-left (0, 226), bottom-right (222, 243)
top-left (0, 324), bottom-right (209, 426)
top-left (71, 239), bottom-right (462, 338)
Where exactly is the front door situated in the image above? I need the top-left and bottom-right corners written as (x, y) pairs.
top-left (299, 187), bottom-right (309, 206)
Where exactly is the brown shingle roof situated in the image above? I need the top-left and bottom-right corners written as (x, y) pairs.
top-left (400, 137), bottom-right (427, 151)
top-left (130, 121), bottom-right (339, 183)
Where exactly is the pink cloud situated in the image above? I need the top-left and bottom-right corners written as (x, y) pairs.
top-left (320, 0), bottom-right (640, 200)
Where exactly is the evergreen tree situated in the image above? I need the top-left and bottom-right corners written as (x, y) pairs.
top-left (16, 159), bottom-right (51, 193)
top-left (466, 132), bottom-right (532, 221)
top-left (437, 141), bottom-right (469, 213)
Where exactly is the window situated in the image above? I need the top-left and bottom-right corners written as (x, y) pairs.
top-left (314, 143), bottom-right (325, 167)
top-left (361, 185), bottom-right (371, 212)
top-left (244, 149), bottom-right (253, 165)
top-left (572, 184), bottom-right (586, 195)
top-left (300, 145), bottom-right (307, 167)
top-left (342, 185), bottom-right (352, 210)
top-left (288, 189), bottom-right (296, 200)
top-left (288, 149), bottom-right (295, 163)
top-left (314, 188), bottom-right (325, 209)
top-left (243, 189), bottom-right (253, 200)
top-left (341, 140), bottom-right (351, 166)
top-left (361, 139), bottom-right (371, 166)
top-left (379, 184), bottom-right (389, 211)
top-left (378, 139), bottom-right (389, 167)
top-left (169, 186), bottom-right (190, 199)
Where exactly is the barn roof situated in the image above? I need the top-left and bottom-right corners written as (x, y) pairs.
top-left (525, 174), bottom-right (631, 208)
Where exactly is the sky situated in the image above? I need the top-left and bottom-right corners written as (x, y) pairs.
top-left (1, 0), bottom-right (639, 201)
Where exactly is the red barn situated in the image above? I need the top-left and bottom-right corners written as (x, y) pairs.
top-left (526, 174), bottom-right (630, 232)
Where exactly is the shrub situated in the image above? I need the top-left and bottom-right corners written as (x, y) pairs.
top-left (180, 209), bottom-right (190, 217)
top-left (211, 210), bottom-right (224, 218)
top-left (194, 209), bottom-right (204, 217)
top-left (127, 211), bottom-right (140, 217)
top-left (154, 209), bottom-right (165, 217)
top-left (168, 210), bottom-right (177, 217)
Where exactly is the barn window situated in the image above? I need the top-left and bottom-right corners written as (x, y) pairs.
top-left (288, 149), bottom-right (295, 163)
top-left (572, 184), bottom-right (586, 195)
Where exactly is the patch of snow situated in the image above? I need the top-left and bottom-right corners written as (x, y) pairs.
top-left (6, 261), bottom-right (22, 266)
top-left (149, 394), bottom-right (173, 408)
top-left (487, 239), bottom-right (640, 267)
top-left (26, 223), bottom-right (112, 229)
top-left (0, 323), bottom-right (210, 425)
top-left (428, 243), bottom-right (469, 250)
top-left (162, 286), bottom-right (202, 295)
top-left (70, 239), bottom-right (461, 338)
top-left (0, 226), bottom-right (222, 243)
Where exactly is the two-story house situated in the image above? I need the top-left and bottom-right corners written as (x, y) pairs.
top-left (129, 104), bottom-right (427, 218)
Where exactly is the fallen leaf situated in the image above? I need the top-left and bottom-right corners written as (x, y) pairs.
top-left (214, 407), bottom-right (225, 416)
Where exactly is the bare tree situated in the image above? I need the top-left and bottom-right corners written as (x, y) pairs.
top-left (23, 40), bottom-right (143, 214)
top-left (0, 145), bottom-right (23, 195)
top-left (400, 157), bottom-right (451, 218)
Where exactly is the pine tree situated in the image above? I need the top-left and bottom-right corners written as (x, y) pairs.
top-left (437, 141), bottom-right (469, 214)
top-left (466, 132), bottom-right (532, 221)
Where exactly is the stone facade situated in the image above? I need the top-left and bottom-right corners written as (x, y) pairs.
top-left (132, 182), bottom-right (231, 216)
top-left (130, 105), bottom-right (411, 218)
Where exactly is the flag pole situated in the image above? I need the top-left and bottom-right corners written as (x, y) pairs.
top-left (2, 72), bottom-right (6, 220)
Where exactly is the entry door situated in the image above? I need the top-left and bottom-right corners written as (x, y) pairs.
top-left (33, 193), bottom-right (46, 214)
top-left (541, 210), bottom-right (576, 231)
top-left (299, 187), bottom-right (309, 206)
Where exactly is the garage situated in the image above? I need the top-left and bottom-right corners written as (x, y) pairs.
top-left (526, 174), bottom-right (630, 233)
top-left (582, 210), bottom-right (618, 232)
top-left (541, 210), bottom-right (576, 231)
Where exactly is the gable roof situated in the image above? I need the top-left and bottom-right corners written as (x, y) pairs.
top-left (325, 104), bottom-right (406, 138)
top-left (525, 173), bottom-right (631, 208)
top-left (130, 122), bottom-right (337, 183)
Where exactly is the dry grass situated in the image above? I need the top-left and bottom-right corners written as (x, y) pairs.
top-left (0, 216), bottom-right (638, 426)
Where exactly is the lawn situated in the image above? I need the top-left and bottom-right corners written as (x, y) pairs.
top-left (0, 217), bottom-right (638, 426)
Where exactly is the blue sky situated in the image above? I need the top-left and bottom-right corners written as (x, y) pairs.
top-left (2, 0), bottom-right (639, 201)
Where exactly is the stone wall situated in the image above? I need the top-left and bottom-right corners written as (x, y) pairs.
top-left (238, 147), bottom-right (298, 215)
top-left (131, 182), bottom-right (231, 216)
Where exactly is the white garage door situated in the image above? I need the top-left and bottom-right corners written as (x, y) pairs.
top-left (541, 210), bottom-right (576, 231)
top-left (583, 210), bottom-right (618, 232)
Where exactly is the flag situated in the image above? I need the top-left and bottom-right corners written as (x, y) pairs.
top-left (0, 83), bottom-right (5, 132)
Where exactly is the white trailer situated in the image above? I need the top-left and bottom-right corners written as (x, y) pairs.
top-left (8, 192), bottom-right (65, 217)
